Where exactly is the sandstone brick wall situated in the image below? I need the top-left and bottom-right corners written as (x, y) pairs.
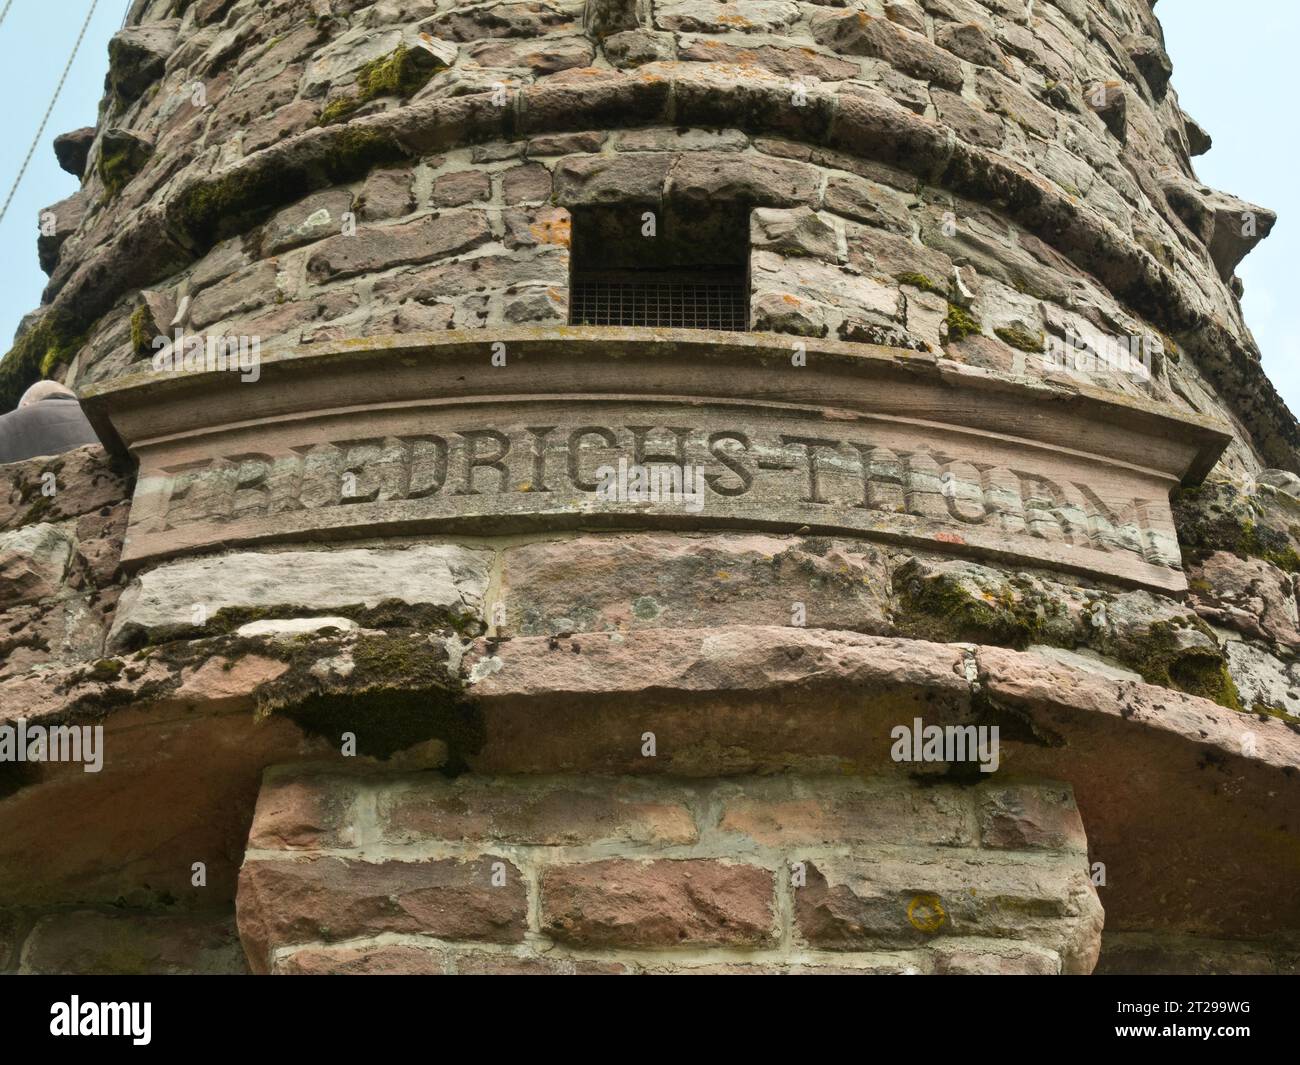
top-left (2, 0), bottom-right (1299, 976)
top-left (237, 768), bottom-right (1101, 974)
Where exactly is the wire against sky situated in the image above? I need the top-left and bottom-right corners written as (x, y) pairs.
top-left (0, 0), bottom-right (100, 227)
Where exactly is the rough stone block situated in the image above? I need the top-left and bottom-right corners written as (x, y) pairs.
top-left (238, 855), bottom-right (528, 973)
top-left (107, 545), bottom-right (491, 648)
top-left (541, 859), bottom-right (777, 947)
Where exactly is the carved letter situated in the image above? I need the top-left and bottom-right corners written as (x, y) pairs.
top-left (706, 431), bottom-right (754, 497)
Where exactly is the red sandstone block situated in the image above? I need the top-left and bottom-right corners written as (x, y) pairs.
top-left (453, 953), bottom-right (629, 975)
top-left (246, 771), bottom-right (364, 850)
top-left (376, 775), bottom-right (697, 847)
top-left (273, 943), bottom-right (447, 975)
top-left (793, 856), bottom-right (1102, 974)
top-left (541, 858), bottom-right (777, 948)
top-left (975, 783), bottom-right (1087, 852)
top-left (717, 777), bottom-right (975, 848)
top-left (21, 910), bottom-right (246, 975)
top-left (933, 943), bottom-right (1061, 975)
top-left (238, 855), bottom-right (527, 974)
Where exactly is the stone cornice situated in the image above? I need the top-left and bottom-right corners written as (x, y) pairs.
top-left (81, 328), bottom-right (1230, 591)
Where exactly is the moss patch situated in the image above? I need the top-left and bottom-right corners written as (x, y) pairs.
top-left (1173, 479), bottom-right (1300, 573)
top-left (0, 311), bottom-right (86, 409)
top-left (994, 324), bottom-right (1045, 353)
top-left (259, 632), bottom-right (484, 769)
top-left (896, 272), bottom-right (946, 297)
top-left (129, 304), bottom-right (157, 358)
top-left (317, 43), bottom-right (442, 126)
top-left (1109, 618), bottom-right (1242, 710)
top-left (892, 560), bottom-right (1051, 649)
top-left (945, 303), bottom-right (981, 341)
top-left (172, 126), bottom-right (408, 246)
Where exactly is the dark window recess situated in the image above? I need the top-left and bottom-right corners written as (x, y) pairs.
top-left (569, 204), bottom-right (750, 331)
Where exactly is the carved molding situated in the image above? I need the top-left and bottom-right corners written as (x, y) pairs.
top-left (81, 328), bottom-right (1231, 591)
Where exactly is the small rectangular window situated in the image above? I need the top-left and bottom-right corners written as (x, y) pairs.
top-left (569, 204), bottom-right (749, 331)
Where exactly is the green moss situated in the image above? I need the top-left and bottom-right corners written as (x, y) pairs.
top-left (945, 303), bottom-right (981, 341)
top-left (319, 94), bottom-right (361, 125)
top-left (896, 272), bottom-right (946, 297)
top-left (98, 148), bottom-right (133, 198)
top-left (1241, 520), bottom-right (1300, 573)
top-left (892, 561), bottom-right (1046, 649)
top-left (994, 325), bottom-right (1045, 353)
top-left (173, 127), bottom-right (407, 246)
top-left (1120, 619), bottom-right (1242, 710)
top-left (262, 633), bottom-right (484, 768)
top-left (129, 305), bottom-right (155, 357)
top-left (357, 43), bottom-right (437, 99)
top-left (1251, 701), bottom-right (1300, 725)
top-left (89, 658), bottom-right (124, 681)
top-left (1172, 479), bottom-right (1300, 573)
top-left (318, 44), bottom-right (441, 126)
top-left (0, 311), bottom-right (86, 409)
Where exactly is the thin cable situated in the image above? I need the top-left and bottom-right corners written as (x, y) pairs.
top-left (0, 3), bottom-right (13, 30)
top-left (0, 0), bottom-right (100, 226)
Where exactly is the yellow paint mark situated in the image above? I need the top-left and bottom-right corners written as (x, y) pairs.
top-left (907, 894), bottom-right (947, 934)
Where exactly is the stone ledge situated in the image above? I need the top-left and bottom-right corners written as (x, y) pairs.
top-left (81, 329), bottom-right (1230, 592)
top-left (1, 625), bottom-right (1295, 940)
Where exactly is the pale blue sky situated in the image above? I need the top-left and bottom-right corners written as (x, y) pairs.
top-left (0, 1), bottom-right (1294, 415)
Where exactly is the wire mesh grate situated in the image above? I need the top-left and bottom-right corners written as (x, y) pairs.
top-left (569, 273), bottom-right (749, 331)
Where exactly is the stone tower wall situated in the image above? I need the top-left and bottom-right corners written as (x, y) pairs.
top-left (2, 0), bottom-right (1299, 975)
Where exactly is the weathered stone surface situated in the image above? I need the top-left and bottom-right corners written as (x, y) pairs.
top-left (933, 941), bottom-right (1061, 975)
top-left (795, 853), bottom-right (1102, 973)
top-left (85, 333), bottom-right (1223, 591)
top-left (52, 127), bottom-right (95, 179)
top-left (0, 524), bottom-right (73, 606)
top-left (357, 168), bottom-right (414, 221)
top-left (1189, 550), bottom-right (1299, 649)
top-left (21, 911), bottom-right (246, 975)
top-left (107, 545), bottom-right (491, 648)
top-left (655, 1), bottom-right (800, 35)
top-left (107, 22), bottom-right (178, 104)
top-left (273, 943), bottom-right (447, 975)
top-left (542, 859), bottom-right (776, 947)
top-left (811, 11), bottom-right (963, 90)
top-left (976, 783), bottom-right (1087, 853)
top-left (238, 855), bottom-right (528, 973)
top-left (0, 0), bottom-right (1293, 979)
top-left (261, 190), bottom-right (354, 256)
top-left (305, 212), bottom-right (493, 282)
top-left (499, 533), bottom-right (891, 635)
top-left (37, 192), bottom-right (89, 275)
top-left (717, 776), bottom-right (976, 848)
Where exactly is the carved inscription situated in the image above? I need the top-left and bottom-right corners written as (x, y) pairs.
top-left (129, 418), bottom-right (1182, 579)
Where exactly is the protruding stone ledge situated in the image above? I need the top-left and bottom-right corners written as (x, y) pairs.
top-left (81, 328), bottom-right (1230, 592)
top-left (2, 627), bottom-right (1297, 938)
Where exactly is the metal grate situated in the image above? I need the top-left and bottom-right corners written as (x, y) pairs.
top-left (570, 271), bottom-right (748, 331)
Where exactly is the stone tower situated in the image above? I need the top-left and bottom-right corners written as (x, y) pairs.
top-left (1, 0), bottom-right (1297, 975)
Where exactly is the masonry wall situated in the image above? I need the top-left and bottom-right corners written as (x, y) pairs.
top-left (2, 0), bottom-right (1299, 975)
